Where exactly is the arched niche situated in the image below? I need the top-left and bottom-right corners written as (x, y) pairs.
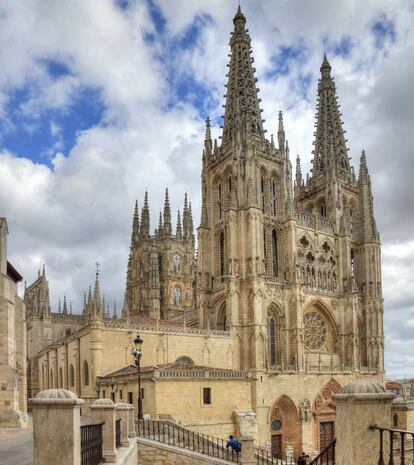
top-left (268, 395), bottom-right (302, 458)
top-left (312, 379), bottom-right (342, 451)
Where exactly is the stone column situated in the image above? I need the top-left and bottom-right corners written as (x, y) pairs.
top-left (127, 403), bottom-right (136, 438)
top-left (30, 388), bottom-right (84, 465)
top-left (333, 381), bottom-right (394, 465)
top-left (90, 398), bottom-right (117, 462)
top-left (240, 437), bottom-right (255, 465)
top-left (116, 402), bottom-right (130, 446)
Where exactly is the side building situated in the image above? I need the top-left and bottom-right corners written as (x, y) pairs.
top-left (0, 218), bottom-right (28, 427)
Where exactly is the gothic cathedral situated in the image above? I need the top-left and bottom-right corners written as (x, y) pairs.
top-left (24, 6), bottom-right (384, 456)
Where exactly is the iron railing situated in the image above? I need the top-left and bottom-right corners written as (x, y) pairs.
top-left (137, 419), bottom-right (240, 462)
top-left (115, 418), bottom-right (121, 448)
top-left (309, 439), bottom-right (336, 465)
top-left (80, 422), bottom-right (103, 465)
top-left (370, 426), bottom-right (414, 465)
top-left (254, 445), bottom-right (294, 465)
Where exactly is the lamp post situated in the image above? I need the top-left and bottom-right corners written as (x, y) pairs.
top-left (131, 333), bottom-right (144, 420)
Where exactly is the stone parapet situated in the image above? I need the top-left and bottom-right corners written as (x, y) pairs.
top-left (30, 389), bottom-right (84, 465)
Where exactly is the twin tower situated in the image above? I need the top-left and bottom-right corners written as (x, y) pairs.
top-left (125, 6), bottom-right (383, 372)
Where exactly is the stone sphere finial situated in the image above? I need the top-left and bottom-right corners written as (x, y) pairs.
top-left (35, 389), bottom-right (78, 399)
top-left (92, 398), bottom-right (115, 407)
top-left (340, 381), bottom-right (386, 394)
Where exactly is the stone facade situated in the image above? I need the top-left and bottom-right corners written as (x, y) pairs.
top-left (25, 6), bottom-right (384, 456)
top-left (0, 217), bottom-right (28, 427)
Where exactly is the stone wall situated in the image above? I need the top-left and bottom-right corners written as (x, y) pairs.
top-left (0, 217), bottom-right (28, 428)
top-left (137, 438), bottom-right (232, 465)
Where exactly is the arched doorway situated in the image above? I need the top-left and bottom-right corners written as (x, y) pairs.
top-left (269, 395), bottom-right (302, 458)
top-left (312, 379), bottom-right (341, 452)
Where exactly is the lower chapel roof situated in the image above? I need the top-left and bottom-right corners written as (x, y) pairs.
top-left (99, 363), bottom-right (247, 381)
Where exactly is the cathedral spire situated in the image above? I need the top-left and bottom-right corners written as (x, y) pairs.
top-left (277, 111), bottom-right (285, 151)
top-left (310, 54), bottom-right (351, 180)
top-left (222, 6), bottom-right (265, 144)
top-left (176, 210), bottom-right (182, 238)
top-left (163, 188), bottom-right (172, 236)
top-left (140, 191), bottom-right (150, 239)
top-left (130, 200), bottom-right (139, 247)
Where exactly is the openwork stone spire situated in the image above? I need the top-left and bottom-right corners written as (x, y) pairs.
top-left (311, 55), bottom-right (351, 179)
top-left (222, 6), bottom-right (264, 144)
top-left (140, 191), bottom-right (150, 239)
top-left (176, 210), bottom-right (182, 238)
top-left (163, 188), bottom-right (172, 236)
top-left (130, 200), bottom-right (139, 247)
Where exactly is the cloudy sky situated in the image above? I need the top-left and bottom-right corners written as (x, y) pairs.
top-left (0, 0), bottom-right (413, 378)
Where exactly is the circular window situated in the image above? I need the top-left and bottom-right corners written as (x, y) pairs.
top-left (304, 311), bottom-right (327, 351)
top-left (271, 420), bottom-right (282, 431)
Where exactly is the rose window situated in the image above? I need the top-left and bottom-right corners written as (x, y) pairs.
top-left (304, 312), bottom-right (327, 350)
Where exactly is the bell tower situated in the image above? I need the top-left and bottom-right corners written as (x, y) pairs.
top-left (197, 7), bottom-right (294, 371)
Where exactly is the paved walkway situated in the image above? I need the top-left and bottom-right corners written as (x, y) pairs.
top-left (0, 428), bottom-right (33, 465)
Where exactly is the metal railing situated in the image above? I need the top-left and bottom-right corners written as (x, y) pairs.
top-left (137, 419), bottom-right (240, 462)
top-left (80, 422), bottom-right (103, 465)
top-left (254, 445), bottom-right (294, 465)
top-left (309, 439), bottom-right (336, 465)
top-left (370, 426), bottom-right (414, 465)
top-left (115, 418), bottom-right (121, 448)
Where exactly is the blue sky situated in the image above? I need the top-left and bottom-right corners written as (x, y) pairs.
top-left (0, 0), bottom-right (413, 378)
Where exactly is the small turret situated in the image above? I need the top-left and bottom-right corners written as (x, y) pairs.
top-left (130, 200), bottom-right (139, 247)
top-left (157, 211), bottom-right (163, 237)
top-left (140, 191), bottom-right (150, 239)
top-left (113, 301), bottom-right (118, 319)
top-left (188, 201), bottom-right (195, 244)
top-left (176, 210), bottom-right (182, 238)
top-left (62, 294), bottom-right (68, 315)
top-left (278, 111), bottom-right (285, 151)
top-left (204, 117), bottom-right (212, 158)
top-left (295, 155), bottom-right (303, 191)
top-left (163, 188), bottom-right (172, 236)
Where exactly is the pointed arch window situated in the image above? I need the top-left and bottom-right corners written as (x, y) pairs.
top-left (173, 287), bottom-right (182, 305)
top-left (173, 254), bottom-right (181, 274)
top-left (59, 367), bottom-right (63, 388)
top-left (69, 364), bottom-right (75, 387)
top-left (219, 232), bottom-right (225, 281)
top-left (261, 176), bottom-right (265, 211)
top-left (320, 200), bottom-right (327, 217)
top-left (350, 249), bottom-right (355, 279)
top-left (158, 254), bottom-right (162, 273)
top-left (272, 230), bottom-right (278, 277)
top-left (218, 183), bottom-right (223, 219)
top-left (83, 360), bottom-right (89, 387)
top-left (271, 177), bottom-right (277, 216)
top-left (268, 317), bottom-right (277, 366)
top-left (50, 369), bottom-right (53, 388)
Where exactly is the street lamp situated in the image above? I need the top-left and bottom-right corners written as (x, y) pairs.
top-left (131, 334), bottom-right (144, 420)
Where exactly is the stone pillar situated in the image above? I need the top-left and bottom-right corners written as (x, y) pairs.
top-left (240, 437), bottom-right (255, 465)
top-left (116, 402), bottom-right (130, 446)
top-left (333, 381), bottom-right (394, 465)
top-left (234, 410), bottom-right (258, 440)
top-left (30, 389), bottom-right (84, 465)
top-left (90, 398), bottom-right (117, 462)
top-left (127, 403), bottom-right (136, 438)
